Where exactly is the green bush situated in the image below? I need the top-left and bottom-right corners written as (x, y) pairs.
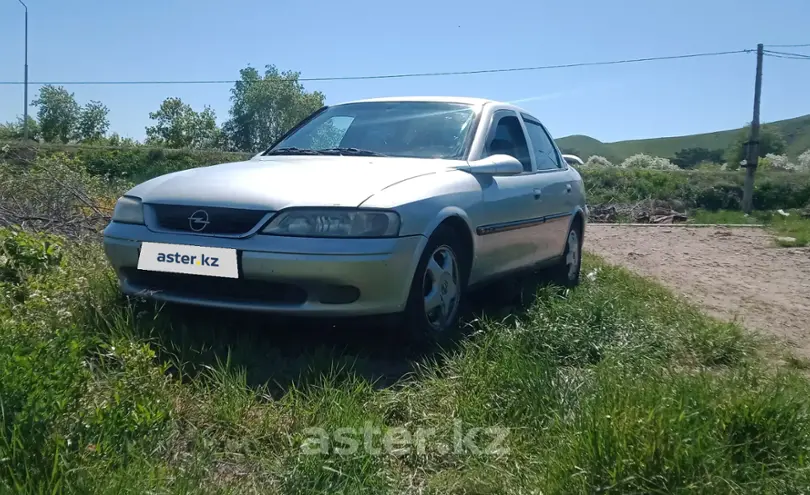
top-left (753, 173), bottom-right (810, 210)
top-left (75, 147), bottom-right (250, 182)
top-left (694, 183), bottom-right (743, 210)
top-left (0, 227), bottom-right (63, 284)
top-left (582, 168), bottom-right (810, 211)
top-left (0, 142), bottom-right (250, 183)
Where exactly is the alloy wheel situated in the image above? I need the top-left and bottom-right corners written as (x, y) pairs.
top-left (422, 245), bottom-right (460, 331)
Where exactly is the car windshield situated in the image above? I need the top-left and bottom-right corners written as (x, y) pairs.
top-left (267, 101), bottom-right (477, 159)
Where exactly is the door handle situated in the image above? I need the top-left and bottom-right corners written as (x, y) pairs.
top-left (533, 188), bottom-right (542, 199)
top-left (565, 184), bottom-right (572, 193)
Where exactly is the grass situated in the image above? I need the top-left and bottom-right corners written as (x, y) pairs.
top-left (690, 209), bottom-right (810, 247)
top-left (557, 112), bottom-right (810, 162)
top-left (3, 231), bottom-right (810, 494)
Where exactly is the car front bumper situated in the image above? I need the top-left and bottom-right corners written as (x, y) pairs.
top-left (103, 222), bottom-right (427, 316)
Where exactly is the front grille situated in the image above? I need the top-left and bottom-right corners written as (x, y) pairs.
top-left (122, 269), bottom-right (308, 305)
top-left (150, 204), bottom-right (268, 235)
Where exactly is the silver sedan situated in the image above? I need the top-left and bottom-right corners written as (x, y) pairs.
top-left (103, 96), bottom-right (587, 342)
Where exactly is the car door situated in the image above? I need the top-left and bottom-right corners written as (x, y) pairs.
top-left (521, 113), bottom-right (576, 260)
top-left (472, 110), bottom-right (551, 281)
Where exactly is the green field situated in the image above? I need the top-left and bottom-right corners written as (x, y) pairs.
top-left (3, 229), bottom-right (810, 493)
top-left (557, 113), bottom-right (810, 163)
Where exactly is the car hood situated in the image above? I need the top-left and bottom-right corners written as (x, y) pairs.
top-left (127, 155), bottom-right (463, 210)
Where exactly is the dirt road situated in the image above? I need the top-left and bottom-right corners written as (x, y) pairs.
top-left (585, 225), bottom-right (810, 357)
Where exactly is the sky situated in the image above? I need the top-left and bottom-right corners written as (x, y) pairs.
top-left (1, 0), bottom-right (809, 144)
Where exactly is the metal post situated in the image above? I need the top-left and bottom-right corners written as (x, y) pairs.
top-left (18, 0), bottom-right (29, 140)
top-left (742, 44), bottom-right (763, 214)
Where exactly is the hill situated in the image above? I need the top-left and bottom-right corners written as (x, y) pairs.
top-left (556, 113), bottom-right (810, 163)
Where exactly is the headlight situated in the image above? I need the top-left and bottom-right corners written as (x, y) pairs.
top-left (262, 209), bottom-right (400, 238)
top-left (111, 196), bottom-right (144, 224)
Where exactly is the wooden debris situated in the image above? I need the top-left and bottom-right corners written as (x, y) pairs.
top-left (588, 200), bottom-right (689, 224)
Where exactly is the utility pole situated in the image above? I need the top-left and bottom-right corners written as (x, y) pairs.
top-left (742, 43), bottom-right (763, 214)
top-left (18, 0), bottom-right (29, 140)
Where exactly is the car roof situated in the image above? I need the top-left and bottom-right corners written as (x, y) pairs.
top-left (331, 96), bottom-right (539, 120)
top-left (339, 96), bottom-right (494, 106)
top-left (562, 154), bottom-right (584, 165)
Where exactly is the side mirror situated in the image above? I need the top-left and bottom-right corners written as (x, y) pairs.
top-left (467, 154), bottom-right (524, 176)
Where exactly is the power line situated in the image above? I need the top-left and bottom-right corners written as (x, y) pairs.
top-left (0, 49), bottom-right (753, 86)
top-left (764, 43), bottom-right (810, 48)
top-left (765, 54), bottom-right (810, 60)
top-left (764, 49), bottom-right (810, 57)
top-left (764, 49), bottom-right (810, 60)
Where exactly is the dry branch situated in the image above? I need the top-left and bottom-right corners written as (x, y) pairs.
top-left (588, 200), bottom-right (689, 224)
top-left (0, 151), bottom-right (117, 239)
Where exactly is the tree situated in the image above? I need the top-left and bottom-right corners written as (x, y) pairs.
top-left (0, 115), bottom-right (41, 141)
top-left (222, 65), bottom-right (325, 152)
top-left (31, 85), bottom-right (80, 143)
top-left (145, 97), bottom-right (222, 149)
top-left (725, 125), bottom-right (787, 168)
top-left (671, 147), bottom-right (724, 169)
top-left (105, 132), bottom-right (140, 147)
top-left (76, 100), bottom-right (110, 142)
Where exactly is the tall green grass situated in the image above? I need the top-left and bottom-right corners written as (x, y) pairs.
top-left (2, 235), bottom-right (809, 494)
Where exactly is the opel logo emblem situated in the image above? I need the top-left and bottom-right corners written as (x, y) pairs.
top-left (188, 210), bottom-right (210, 232)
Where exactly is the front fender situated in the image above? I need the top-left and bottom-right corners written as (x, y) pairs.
top-left (421, 206), bottom-right (475, 241)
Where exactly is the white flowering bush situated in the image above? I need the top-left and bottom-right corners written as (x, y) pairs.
top-left (760, 153), bottom-right (810, 172)
top-left (619, 153), bottom-right (680, 170)
top-left (583, 155), bottom-right (614, 168)
top-left (764, 153), bottom-right (795, 171)
top-left (798, 149), bottom-right (810, 170)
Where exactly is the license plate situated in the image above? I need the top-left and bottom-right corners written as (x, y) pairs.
top-left (137, 242), bottom-right (239, 279)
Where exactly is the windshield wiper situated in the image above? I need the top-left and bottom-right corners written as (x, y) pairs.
top-left (317, 147), bottom-right (388, 157)
top-left (264, 147), bottom-right (324, 156)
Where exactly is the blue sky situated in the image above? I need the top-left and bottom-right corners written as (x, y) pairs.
top-left (1, 0), bottom-right (809, 144)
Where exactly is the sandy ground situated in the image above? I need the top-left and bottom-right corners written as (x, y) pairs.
top-left (585, 225), bottom-right (810, 357)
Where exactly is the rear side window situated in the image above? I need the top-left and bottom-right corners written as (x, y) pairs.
top-left (523, 118), bottom-right (562, 171)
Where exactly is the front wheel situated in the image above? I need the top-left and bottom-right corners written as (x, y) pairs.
top-left (401, 226), bottom-right (468, 347)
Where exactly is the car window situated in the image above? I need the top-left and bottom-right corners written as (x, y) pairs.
top-left (484, 114), bottom-right (532, 171)
top-left (523, 119), bottom-right (562, 171)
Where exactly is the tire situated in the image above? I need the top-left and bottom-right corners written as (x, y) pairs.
top-left (401, 225), bottom-right (469, 347)
top-left (550, 222), bottom-right (582, 288)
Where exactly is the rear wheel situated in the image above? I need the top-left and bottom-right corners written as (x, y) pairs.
top-left (550, 222), bottom-right (582, 288)
top-left (402, 226), bottom-right (468, 347)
